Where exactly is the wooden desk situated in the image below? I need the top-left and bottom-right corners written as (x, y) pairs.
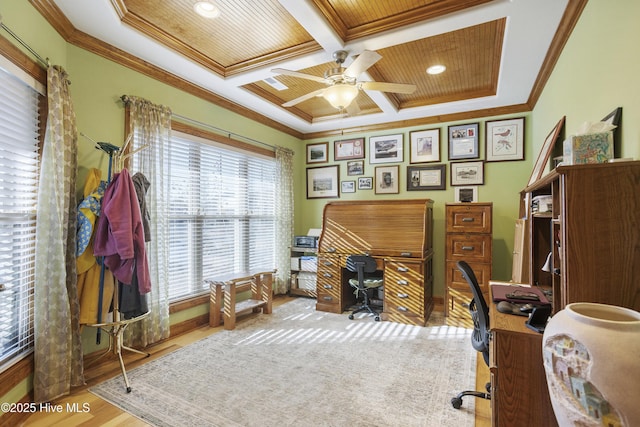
top-left (489, 297), bottom-right (557, 427)
top-left (316, 200), bottom-right (434, 326)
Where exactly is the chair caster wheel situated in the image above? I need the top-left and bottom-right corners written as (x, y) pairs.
top-left (451, 397), bottom-right (462, 409)
top-left (374, 316), bottom-right (380, 321)
top-left (126, 387), bottom-right (132, 393)
top-left (348, 314), bottom-right (354, 320)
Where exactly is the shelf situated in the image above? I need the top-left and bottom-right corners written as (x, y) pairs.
top-left (291, 246), bottom-right (317, 253)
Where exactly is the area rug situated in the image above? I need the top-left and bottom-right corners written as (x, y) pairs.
top-left (90, 298), bottom-right (476, 427)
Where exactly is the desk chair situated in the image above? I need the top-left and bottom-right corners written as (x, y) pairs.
top-left (451, 260), bottom-right (491, 409)
top-left (346, 255), bottom-right (383, 321)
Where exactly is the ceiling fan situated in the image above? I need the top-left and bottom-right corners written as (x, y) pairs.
top-left (271, 50), bottom-right (416, 113)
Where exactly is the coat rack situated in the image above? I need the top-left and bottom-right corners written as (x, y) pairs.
top-left (81, 133), bottom-right (150, 393)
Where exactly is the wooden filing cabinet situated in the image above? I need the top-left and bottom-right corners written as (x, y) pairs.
top-left (382, 255), bottom-right (432, 326)
top-left (445, 202), bottom-right (492, 327)
top-left (315, 254), bottom-right (344, 313)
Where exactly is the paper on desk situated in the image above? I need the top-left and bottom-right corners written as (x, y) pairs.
top-left (575, 121), bottom-right (616, 135)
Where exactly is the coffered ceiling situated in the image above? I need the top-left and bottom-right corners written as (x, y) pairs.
top-left (31, 0), bottom-right (584, 138)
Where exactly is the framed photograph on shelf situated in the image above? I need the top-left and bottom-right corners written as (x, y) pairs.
top-left (306, 142), bottom-right (328, 164)
top-left (409, 128), bottom-right (440, 163)
top-left (528, 116), bottom-right (565, 186)
top-left (341, 180), bottom-right (355, 193)
top-left (334, 137), bottom-right (365, 161)
top-left (454, 186), bottom-right (478, 203)
top-left (375, 165), bottom-right (400, 194)
top-left (450, 161), bottom-right (484, 186)
top-left (448, 123), bottom-right (479, 160)
top-left (306, 165), bottom-right (339, 199)
top-left (369, 134), bottom-right (404, 164)
top-left (486, 117), bottom-right (525, 162)
top-left (407, 164), bottom-right (446, 191)
top-left (358, 176), bottom-right (373, 190)
top-left (346, 160), bottom-right (364, 176)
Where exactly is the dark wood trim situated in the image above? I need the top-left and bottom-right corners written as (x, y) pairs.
top-left (527, 0), bottom-right (588, 109)
top-left (169, 294), bottom-right (210, 314)
top-left (0, 34), bottom-right (46, 83)
top-left (0, 355), bottom-right (34, 397)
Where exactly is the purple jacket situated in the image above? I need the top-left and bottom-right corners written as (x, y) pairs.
top-left (94, 168), bottom-right (151, 294)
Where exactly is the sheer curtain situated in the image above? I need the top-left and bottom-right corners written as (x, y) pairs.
top-left (33, 65), bottom-right (84, 402)
top-left (274, 147), bottom-right (294, 294)
top-left (121, 95), bottom-right (171, 347)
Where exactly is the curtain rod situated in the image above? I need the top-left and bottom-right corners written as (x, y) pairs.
top-left (171, 112), bottom-right (281, 152)
top-left (0, 18), bottom-right (50, 68)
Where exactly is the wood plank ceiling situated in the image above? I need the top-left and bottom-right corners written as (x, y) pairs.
top-left (33, 0), bottom-right (584, 137)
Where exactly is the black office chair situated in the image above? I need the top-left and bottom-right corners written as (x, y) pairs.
top-left (346, 255), bottom-right (383, 321)
top-left (451, 260), bottom-right (491, 409)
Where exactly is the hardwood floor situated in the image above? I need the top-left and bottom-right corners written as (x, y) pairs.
top-left (20, 297), bottom-right (489, 426)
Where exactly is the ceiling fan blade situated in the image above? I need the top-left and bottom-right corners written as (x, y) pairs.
top-left (360, 81), bottom-right (416, 94)
top-left (344, 50), bottom-right (382, 78)
top-left (271, 68), bottom-right (326, 84)
top-left (282, 89), bottom-right (326, 107)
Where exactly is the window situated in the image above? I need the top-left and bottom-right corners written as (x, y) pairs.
top-left (139, 131), bottom-right (277, 301)
top-left (0, 63), bottom-right (42, 368)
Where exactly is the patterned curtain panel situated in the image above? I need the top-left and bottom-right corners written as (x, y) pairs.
top-left (274, 147), bottom-right (294, 294)
top-left (121, 95), bottom-right (171, 347)
top-left (33, 65), bottom-right (84, 402)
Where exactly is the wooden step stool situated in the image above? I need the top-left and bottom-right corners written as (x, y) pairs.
top-left (207, 270), bottom-right (276, 330)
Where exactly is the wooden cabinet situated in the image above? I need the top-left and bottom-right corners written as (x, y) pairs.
top-left (489, 302), bottom-right (558, 427)
top-left (445, 203), bottom-right (492, 327)
top-left (521, 162), bottom-right (640, 313)
top-left (317, 199), bottom-right (434, 326)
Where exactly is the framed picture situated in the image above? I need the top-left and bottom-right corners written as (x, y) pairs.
top-left (455, 186), bottom-right (478, 203)
top-left (375, 165), bottom-right (400, 194)
top-left (448, 123), bottom-right (479, 160)
top-left (407, 164), bottom-right (446, 191)
top-left (528, 116), bottom-right (565, 186)
top-left (369, 134), bottom-right (404, 164)
top-left (341, 180), bottom-right (356, 193)
top-left (601, 107), bottom-right (622, 158)
top-left (306, 165), bottom-right (339, 199)
top-left (485, 117), bottom-right (525, 162)
top-left (306, 142), bottom-right (328, 164)
top-left (346, 160), bottom-right (364, 176)
top-left (409, 128), bottom-right (440, 163)
top-left (450, 161), bottom-right (484, 186)
top-left (358, 176), bottom-right (373, 190)
top-left (334, 137), bottom-right (365, 161)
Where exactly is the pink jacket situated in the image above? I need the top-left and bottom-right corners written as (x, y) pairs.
top-left (94, 168), bottom-right (151, 294)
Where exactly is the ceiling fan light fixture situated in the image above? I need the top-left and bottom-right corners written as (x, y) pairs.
top-left (426, 64), bottom-right (446, 75)
top-left (323, 84), bottom-right (359, 110)
top-left (194, 1), bottom-right (220, 18)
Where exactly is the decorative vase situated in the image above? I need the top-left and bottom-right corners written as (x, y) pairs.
top-left (542, 302), bottom-right (640, 427)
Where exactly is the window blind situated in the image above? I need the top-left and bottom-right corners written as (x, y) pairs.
top-left (165, 132), bottom-right (276, 301)
top-left (0, 65), bottom-right (41, 368)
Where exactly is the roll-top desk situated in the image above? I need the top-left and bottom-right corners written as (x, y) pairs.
top-left (316, 199), bottom-right (434, 326)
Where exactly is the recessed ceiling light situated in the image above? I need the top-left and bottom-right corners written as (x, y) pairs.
top-left (194, 1), bottom-right (220, 18)
top-left (426, 65), bottom-right (446, 75)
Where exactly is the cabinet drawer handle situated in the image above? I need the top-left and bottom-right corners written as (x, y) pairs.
top-left (323, 261), bottom-right (333, 266)
top-left (327, 247), bottom-right (336, 253)
top-left (323, 272), bottom-right (332, 278)
top-left (322, 296), bottom-right (333, 301)
top-left (397, 306), bottom-right (408, 312)
top-left (462, 246), bottom-right (475, 251)
top-left (400, 252), bottom-right (412, 257)
top-left (397, 293), bottom-right (409, 299)
top-left (397, 280), bottom-right (408, 285)
top-left (323, 284), bottom-right (332, 289)
top-left (462, 217), bottom-right (475, 222)
top-left (397, 267), bottom-right (409, 272)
